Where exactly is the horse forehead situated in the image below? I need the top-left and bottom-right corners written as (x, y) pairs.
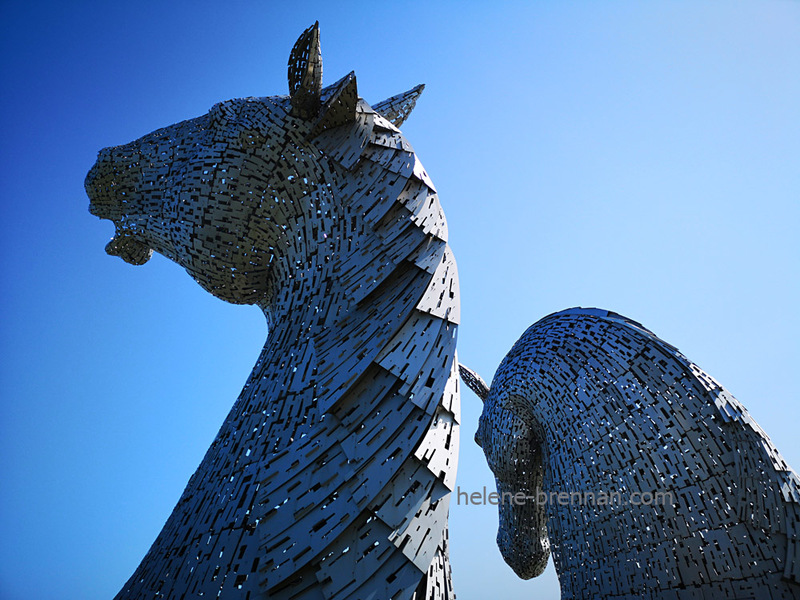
top-left (211, 95), bottom-right (291, 126)
top-left (481, 396), bottom-right (518, 429)
top-left (481, 400), bottom-right (534, 449)
top-left (132, 95), bottom-right (294, 152)
top-left (478, 402), bottom-right (509, 454)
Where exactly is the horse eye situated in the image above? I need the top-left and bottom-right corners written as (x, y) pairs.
top-left (239, 129), bottom-right (266, 149)
top-left (209, 101), bottom-right (235, 128)
top-left (208, 103), bottom-right (222, 126)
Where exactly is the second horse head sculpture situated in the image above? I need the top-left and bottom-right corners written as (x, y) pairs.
top-left (469, 307), bottom-right (799, 598)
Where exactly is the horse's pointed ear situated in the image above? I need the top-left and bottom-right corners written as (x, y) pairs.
top-left (288, 22), bottom-right (323, 119)
top-left (309, 71), bottom-right (359, 137)
top-left (459, 363), bottom-right (489, 402)
top-left (372, 84), bottom-right (425, 128)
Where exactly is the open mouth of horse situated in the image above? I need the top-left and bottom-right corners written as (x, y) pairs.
top-left (102, 225), bottom-right (153, 265)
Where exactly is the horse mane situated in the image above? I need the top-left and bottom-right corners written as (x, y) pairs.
top-left (251, 86), bottom-right (461, 596)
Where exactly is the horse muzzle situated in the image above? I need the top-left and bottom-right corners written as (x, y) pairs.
top-left (86, 148), bottom-right (153, 265)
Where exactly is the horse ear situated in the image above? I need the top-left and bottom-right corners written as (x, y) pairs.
top-left (308, 72), bottom-right (369, 170)
top-left (459, 363), bottom-right (489, 402)
top-left (288, 22), bottom-right (323, 119)
top-left (372, 84), bottom-right (425, 127)
top-left (309, 72), bottom-right (359, 137)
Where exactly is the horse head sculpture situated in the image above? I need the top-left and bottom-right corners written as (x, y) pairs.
top-left (467, 308), bottom-right (800, 598)
top-left (87, 23), bottom-right (460, 600)
top-left (468, 366), bottom-right (550, 580)
top-left (86, 23), bottom-right (426, 309)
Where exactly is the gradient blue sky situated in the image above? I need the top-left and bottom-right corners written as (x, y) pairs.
top-left (1, 2), bottom-right (798, 599)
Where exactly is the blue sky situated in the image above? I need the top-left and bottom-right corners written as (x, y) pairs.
top-left (1, 2), bottom-right (798, 599)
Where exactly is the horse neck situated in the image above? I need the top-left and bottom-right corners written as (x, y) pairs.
top-left (245, 138), bottom-right (453, 453)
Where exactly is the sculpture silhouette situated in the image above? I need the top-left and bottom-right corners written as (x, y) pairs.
top-left (467, 307), bottom-right (800, 599)
top-left (86, 23), bottom-right (459, 600)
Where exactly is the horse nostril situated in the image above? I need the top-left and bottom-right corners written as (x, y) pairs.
top-left (86, 152), bottom-right (123, 220)
top-left (90, 147), bottom-right (115, 171)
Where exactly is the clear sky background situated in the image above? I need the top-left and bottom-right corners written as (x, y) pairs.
top-left (1, 2), bottom-right (798, 599)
